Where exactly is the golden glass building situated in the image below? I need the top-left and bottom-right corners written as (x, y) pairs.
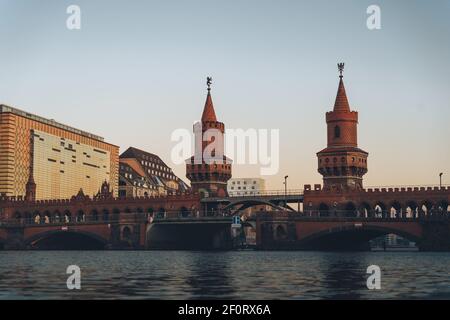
top-left (0, 104), bottom-right (119, 200)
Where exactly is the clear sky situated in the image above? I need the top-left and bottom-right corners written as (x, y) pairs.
top-left (0, 0), bottom-right (449, 190)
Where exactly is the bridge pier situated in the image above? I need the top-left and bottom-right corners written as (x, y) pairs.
top-left (2, 227), bottom-right (26, 250)
top-left (146, 218), bottom-right (235, 250)
top-left (418, 220), bottom-right (450, 251)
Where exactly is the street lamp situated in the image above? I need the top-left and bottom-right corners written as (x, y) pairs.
top-left (283, 175), bottom-right (289, 200)
top-left (439, 173), bottom-right (443, 188)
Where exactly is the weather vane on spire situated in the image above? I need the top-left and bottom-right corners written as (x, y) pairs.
top-left (206, 76), bottom-right (212, 92)
top-left (337, 62), bottom-right (345, 78)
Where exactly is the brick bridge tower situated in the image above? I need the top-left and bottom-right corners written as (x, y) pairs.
top-left (317, 63), bottom-right (368, 190)
top-left (186, 77), bottom-right (232, 198)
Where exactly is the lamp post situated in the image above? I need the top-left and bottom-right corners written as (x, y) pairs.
top-left (439, 172), bottom-right (443, 188)
top-left (283, 175), bottom-right (288, 203)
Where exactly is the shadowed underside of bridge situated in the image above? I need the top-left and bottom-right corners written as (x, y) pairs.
top-left (25, 230), bottom-right (108, 250)
top-left (147, 220), bottom-right (233, 250)
top-left (295, 226), bottom-right (421, 251)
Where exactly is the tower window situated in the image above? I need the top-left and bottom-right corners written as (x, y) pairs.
top-left (334, 125), bottom-right (341, 138)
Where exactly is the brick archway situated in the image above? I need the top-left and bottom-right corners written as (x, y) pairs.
top-left (296, 224), bottom-right (421, 250)
top-left (25, 229), bottom-right (109, 249)
top-left (223, 199), bottom-right (287, 214)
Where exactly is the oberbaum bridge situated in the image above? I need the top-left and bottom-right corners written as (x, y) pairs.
top-left (0, 65), bottom-right (449, 251)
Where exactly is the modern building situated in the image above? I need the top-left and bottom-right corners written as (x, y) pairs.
top-left (228, 178), bottom-right (266, 196)
top-left (119, 147), bottom-right (189, 197)
top-left (0, 104), bottom-right (119, 200)
top-left (186, 78), bottom-right (232, 198)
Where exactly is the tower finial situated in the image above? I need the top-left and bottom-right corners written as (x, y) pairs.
top-left (206, 76), bottom-right (212, 92)
top-left (337, 62), bottom-right (345, 78)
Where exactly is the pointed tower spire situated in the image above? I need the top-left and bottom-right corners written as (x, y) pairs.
top-left (201, 76), bottom-right (217, 122)
top-left (186, 77), bottom-right (232, 199)
top-left (333, 63), bottom-right (350, 112)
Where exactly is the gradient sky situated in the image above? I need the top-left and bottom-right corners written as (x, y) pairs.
top-left (0, 0), bottom-right (449, 190)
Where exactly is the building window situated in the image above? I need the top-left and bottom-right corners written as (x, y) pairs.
top-left (334, 125), bottom-right (341, 138)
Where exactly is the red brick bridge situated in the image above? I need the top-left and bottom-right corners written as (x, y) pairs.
top-left (250, 213), bottom-right (450, 251)
top-left (247, 185), bottom-right (450, 251)
top-left (1, 185), bottom-right (449, 250)
top-left (0, 192), bottom-right (201, 249)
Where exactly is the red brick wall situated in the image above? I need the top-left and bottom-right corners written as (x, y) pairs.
top-left (326, 111), bottom-right (358, 147)
top-left (23, 224), bottom-right (111, 243)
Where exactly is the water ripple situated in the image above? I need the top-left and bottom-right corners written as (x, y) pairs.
top-left (0, 251), bottom-right (449, 299)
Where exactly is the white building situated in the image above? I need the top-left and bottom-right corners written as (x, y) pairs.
top-left (228, 178), bottom-right (266, 196)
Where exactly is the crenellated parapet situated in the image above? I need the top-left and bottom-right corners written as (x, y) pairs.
top-left (303, 184), bottom-right (450, 218)
top-left (0, 192), bottom-right (202, 221)
top-left (304, 184), bottom-right (450, 195)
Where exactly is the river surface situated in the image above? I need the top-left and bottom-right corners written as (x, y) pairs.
top-left (0, 251), bottom-right (449, 299)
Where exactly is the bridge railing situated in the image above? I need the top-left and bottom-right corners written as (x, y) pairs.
top-left (0, 212), bottom-right (149, 227)
top-left (2, 208), bottom-right (449, 227)
top-left (227, 184), bottom-right (450, 197)
top-left (0, 210), bottom-right (226, 226)
top-left (259, 209), bottom-right (450, 220)
top-left (227, 189), bottom-right (304, 197)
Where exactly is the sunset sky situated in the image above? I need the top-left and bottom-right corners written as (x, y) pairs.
top-left (1, 0), bottom-right (449, 190)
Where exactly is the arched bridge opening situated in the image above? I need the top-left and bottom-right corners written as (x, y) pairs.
top-left (222, 199), bottom-right (293, 215)
top-left (26, 230), bottom-right (108, 250)
top-left (296, 225), bottom-right (420, 251)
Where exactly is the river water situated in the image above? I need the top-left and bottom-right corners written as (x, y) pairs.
top-left (0, 251), bottom-right (449, 299)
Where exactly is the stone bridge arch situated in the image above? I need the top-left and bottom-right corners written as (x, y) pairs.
top-left (296, 223), bottom-right (421, 250)
top-left (25, 229), bottom-right (109, 250)
top-left (222, 199), bottom-right (291, 214)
